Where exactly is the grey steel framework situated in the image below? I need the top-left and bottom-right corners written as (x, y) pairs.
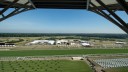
top-left (0, 0), bottom-right (128, 33)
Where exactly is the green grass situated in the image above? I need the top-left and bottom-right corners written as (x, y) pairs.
top-left (104, 67), bottom-right (128, 72)
top-left (0, 60), bottom-right (93, 72)
top-left (0, 49), bottom-right (128, 57)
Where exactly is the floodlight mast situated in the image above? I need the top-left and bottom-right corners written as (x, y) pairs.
top-left (0, 0), bottom-right (128, 34)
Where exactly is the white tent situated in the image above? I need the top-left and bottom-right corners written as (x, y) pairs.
top-left (81, 43), bottom-right (91, 46)
top-left (56, 40), bottom-right (68, 44)
top-left (30, 40), bottom-right (55, 45)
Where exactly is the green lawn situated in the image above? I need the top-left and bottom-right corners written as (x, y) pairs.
top-left (104, 67), bottom-right (128, 72)
top-left (0, 49), bottom-right (128, 57)
top-left (0, 60), bottom-right (93, 72)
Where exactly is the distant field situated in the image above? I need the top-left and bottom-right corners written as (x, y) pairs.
top-left (0, 49), bottom-right (128, 57)
top-left (104, 67), bottom-right (128, 72)
top-left (0, 60), bottom-right (92, 72)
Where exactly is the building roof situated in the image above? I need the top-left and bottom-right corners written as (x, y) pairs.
top-left (1, 0), bottom-right (128, 10)
top-left (6, 0), bottom-right (31, 5)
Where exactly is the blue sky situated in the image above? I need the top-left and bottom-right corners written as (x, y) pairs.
top-left (0, 9), bottom-right (127, 34)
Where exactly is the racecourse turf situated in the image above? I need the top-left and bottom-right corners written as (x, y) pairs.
top-left (0, 49), bottom-right (128, 57)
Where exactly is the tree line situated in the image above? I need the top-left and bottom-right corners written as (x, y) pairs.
top-left (0, 33), bottom-right (127, 39)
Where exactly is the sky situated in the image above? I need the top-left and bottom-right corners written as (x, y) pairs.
top-left (0, 9), bottom-right (127, 34)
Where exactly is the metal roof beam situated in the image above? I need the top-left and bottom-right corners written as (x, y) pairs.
top-left (86, 0), bottom-right (91, 10)
top-left (90, 2), bottom-right (128, 34)
top-left (96, 0), bottom-right (128, 29)
top-left (31, 0), bottom-right (86, 2)
top-left (116, 0), bottom-right (128, 15)
top-left (35, 5), bottom-right (86, 9)
top-left (29, 0), bottom-right (36, 8)
top-left (0, 0), bottom-right (19, 15)
top-left (0, 1), bottom-right (32, 8)
top-left (0, 1), bottom-right (34, 22)
top-left (31, 0), bottom-right (88, 9)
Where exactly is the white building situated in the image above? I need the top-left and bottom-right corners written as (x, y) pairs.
top-left (0, 43), bottom-right (16, 47)
top-left (80, 40), bottom-right (91, 47)
top-left (56, 40), bottom-right (69, 45)
top-left (115, 42), bottom-right (127, 44)
top-left (81, 43), bottom-right (91, 46)
top-left (29, 40), bottom-right (55, 45)
top-left (70, 43), bottom-right (76, 45)
top-left (71, 57), bottom-right (84, 60)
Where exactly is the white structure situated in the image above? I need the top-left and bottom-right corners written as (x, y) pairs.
top-left (0, 45), bottom-right (16, 47)
top-left (56, 40), bottom-right (68, 45)
top-left (29, 40), bottom-right (55, 45)
top-left (17, 57), bottom-right (25, 60)
top-left (115, 42), bottom-right (127, 44)
top-left (70, 43), bottom-right (76, 45)
top-left (0, 43), bottom-right (16, 47)
top-left (72, 57), bottom-right (84, 60)
top-left (81, 43), bottom-right (91, 46)
top-left (80, 40), bottom-right (91, 47)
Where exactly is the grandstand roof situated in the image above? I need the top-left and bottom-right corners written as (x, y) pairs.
top-left (0, 0), bottom-right (128, 33)
top-left (0, 0), bottom-right (127, 10)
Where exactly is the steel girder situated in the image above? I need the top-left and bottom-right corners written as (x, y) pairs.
top-left (0, 0), bottom-right (34, 21)
top-left (89, 0), bottom-right (128, 34)
top-left (116, 0), bottom-right (128, 15)
top-left (0, 0), bottom-right (128, 34)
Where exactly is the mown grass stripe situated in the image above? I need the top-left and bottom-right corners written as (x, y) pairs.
top-left (0, 49), bottom-right (128, 57)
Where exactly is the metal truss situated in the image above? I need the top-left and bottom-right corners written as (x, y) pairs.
top-left (89, 0), bottom-right (128, 34)
top-left (116, 0), bottom-right (128, 15)
top-left (0, 0), bottom-right (35, 21)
